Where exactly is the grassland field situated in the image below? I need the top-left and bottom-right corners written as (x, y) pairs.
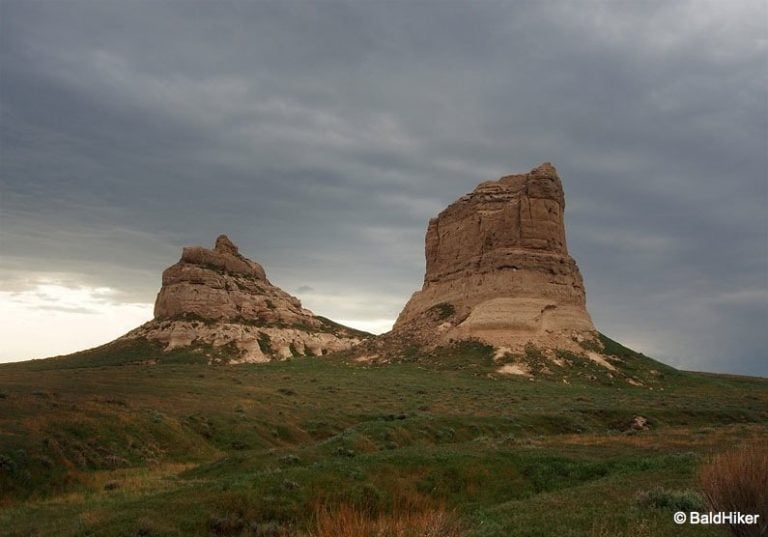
top-left (0, 337), bottom-right (766, 536)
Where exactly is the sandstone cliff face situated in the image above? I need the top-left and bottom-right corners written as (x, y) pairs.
top-left (123, 235), bottom-right (366, 362)
top-left (155, 234), bottom-right (306, 327)
top-left (392, 163), bottom-right (596, 351)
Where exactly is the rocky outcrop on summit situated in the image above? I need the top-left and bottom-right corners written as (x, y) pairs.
top-left (392, 163), bottom-right (596, 352)
top-left (122, 235), bottom-right (367, 363)
top-left (155, 234), bottom-right (297, 325)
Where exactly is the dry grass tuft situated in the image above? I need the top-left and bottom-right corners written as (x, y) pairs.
top-left (590, 519), bottom-right (656, 537)
top-left (699, 442), bottom-right (768, 537)
top-left (308, 504), bottom-right (465, 537)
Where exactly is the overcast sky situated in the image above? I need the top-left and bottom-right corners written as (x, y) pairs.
top-left (1, 0), bottom-right (766, 375)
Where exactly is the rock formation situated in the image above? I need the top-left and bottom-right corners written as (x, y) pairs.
top-left (391, 162), bottom-right (596, 352)
top-left (122, 235), bottom-right (366, 362)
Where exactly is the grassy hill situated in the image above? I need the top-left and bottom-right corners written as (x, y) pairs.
top-left (0, 338), bottom-right (766, 536)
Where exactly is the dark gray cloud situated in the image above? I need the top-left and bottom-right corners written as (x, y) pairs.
top-left (1, 0), bottom-right (766, 374)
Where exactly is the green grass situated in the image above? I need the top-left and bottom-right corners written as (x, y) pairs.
top-left (0, 338), bottom-right (230, 371)
top-left (0, 342), bottom-right (766, 536)
top-left (314, 316), bottom-right (372, 339)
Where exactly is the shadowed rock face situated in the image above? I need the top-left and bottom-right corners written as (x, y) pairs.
top-left (123, 235), bottom-right (366, 362)
top-left (393, 163), bottom-right (596, 351)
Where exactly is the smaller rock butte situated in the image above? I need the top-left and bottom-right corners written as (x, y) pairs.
top-left (122, 235), bottom-right (365, 362)
top-left (391, 162), bottom-right (596, 352)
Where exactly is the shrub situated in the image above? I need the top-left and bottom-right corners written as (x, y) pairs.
top-left (428, 303), bottom-right (455, 321)
top-left (334, 447), bottom-right (355, 458)
top-left (699, 443), bottom-right (768, 537)
top-left (208, 493), bottom-right (293, 536)
top-left (257, 333), bottom-right (273, 354)
top-left (634, 486), bottom-right (705, 511)
top-left (279, 454), bottom-right (301, 465)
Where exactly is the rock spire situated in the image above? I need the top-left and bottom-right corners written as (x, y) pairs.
top-left (392, 163), bottom-right (596, 351)
top-left (123, 235), bottom-right (366, 362)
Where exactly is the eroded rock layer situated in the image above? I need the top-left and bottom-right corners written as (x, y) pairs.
top-left (392, 163), bottom-right (596, 351)
top-left (121, 235), bottom-right (366, 362)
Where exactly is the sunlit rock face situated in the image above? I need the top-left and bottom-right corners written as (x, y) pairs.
top-left (392, 162), bottom-right (596, 351)
top-left (122, 235), bottom-right (366, 362)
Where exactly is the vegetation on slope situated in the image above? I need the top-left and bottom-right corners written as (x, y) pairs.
top-left (0, 341), bottom-right (766, 536)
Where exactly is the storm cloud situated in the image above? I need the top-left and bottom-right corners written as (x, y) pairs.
top-left (1, 0), bottom-right (766, 374)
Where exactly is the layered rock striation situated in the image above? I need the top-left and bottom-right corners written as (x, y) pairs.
top-left (122, 235), bottom-right (366, 362)
top-left (392, 163), bottom-right (596, 351)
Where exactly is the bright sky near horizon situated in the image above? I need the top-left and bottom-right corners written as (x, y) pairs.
top-left (1, 0), bottom-right (766, 375)
top-left (0, 281), bottom-right (396, 362)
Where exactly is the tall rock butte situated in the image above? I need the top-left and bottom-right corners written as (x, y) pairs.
top-left (391, 162), bottom-right (596, 351)
top-left (122, 235), bottom-right (366, 362)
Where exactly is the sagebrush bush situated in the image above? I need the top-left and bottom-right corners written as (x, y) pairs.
top-left (699, 443), bottom-right (768, 537)
top-left (634, 486), bottom-right (705, 512)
